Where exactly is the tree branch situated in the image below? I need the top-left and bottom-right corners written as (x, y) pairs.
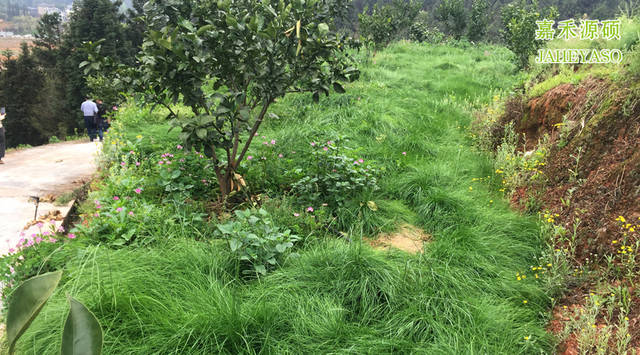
top-left (234, 99), bottom-right (272, 168)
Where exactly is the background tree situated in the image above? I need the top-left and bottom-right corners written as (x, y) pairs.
top-left (33, 13), bottom-right (62, 68)
top-left (0, 44), bottom-right (49, 146)
top-left (130, 0), bottom-right (360, 201)
top-left (434, 0), bottom-right (466, 39)
top-left (359, 0), bottom-right (421, 47)
top-left (500, 0), bottom-right (557, 69)
top-left (56, 0), bottom-right (138, 134)
top-left (467, 0), bottom-right (488, 41)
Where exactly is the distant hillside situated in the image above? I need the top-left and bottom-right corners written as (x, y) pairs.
top-left (0, 0), bottom-right (73, 20)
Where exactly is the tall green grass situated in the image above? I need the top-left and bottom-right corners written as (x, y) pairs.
top-left (17, 42), bottom-right (552, 353)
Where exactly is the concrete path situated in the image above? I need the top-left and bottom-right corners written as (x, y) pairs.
top-left (0, 141), bottom-right (100, 255)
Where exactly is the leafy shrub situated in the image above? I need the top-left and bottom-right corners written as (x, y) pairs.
top-left (359, 0), bottom-right (421, 47)
top-left (434, 0), bottom-right (467, 40)
top-left (467, 0), bottom-right (489, 41)
top-left (216, 209), bottom-right (299, 276)
top-left (73, 188), bottom-right (209, 248)
top-left (0, 222), bottom-right (79, 304)
top-left (409, 23), bottom-right (445, 43)
top-left (500, 1), bottom-right (557, 69)
top-left (289, 142), bottom-right (379, 209)
top-left (155, 146), bottom-right (218, 201)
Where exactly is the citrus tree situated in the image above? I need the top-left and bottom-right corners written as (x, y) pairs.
top-left (136, 0), bottom-right (359, 201)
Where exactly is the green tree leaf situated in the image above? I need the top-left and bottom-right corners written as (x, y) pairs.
top-left (6, 271), bottom-right (63, 354)
top-left (61, 296), bottom-right (103, 355)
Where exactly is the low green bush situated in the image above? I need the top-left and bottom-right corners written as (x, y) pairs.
top-left (0, 222), bottom-right (81, 307)
top-left (216, 208), bottom-right (300, 276)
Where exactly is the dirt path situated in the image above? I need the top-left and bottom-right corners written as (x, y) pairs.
top-left (0, 141), bottom-right (100, 255)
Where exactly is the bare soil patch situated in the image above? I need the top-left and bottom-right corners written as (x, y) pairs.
top-left (367, 224), bottom-right (430, 253)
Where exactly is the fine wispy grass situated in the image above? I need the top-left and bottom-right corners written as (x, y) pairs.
top-left (18, 42), bottom-right (552, 354)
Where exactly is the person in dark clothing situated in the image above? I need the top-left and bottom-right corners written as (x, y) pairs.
top-left (81, 96), bottom-right (98, 141)
top-left (95, 99), bottom-right (107, 142)
top-left (0, 112), bottom-right (6, 164)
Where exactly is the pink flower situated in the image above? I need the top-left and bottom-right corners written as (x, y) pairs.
top-left (135, 188), bottom-right (142, 194)
top-left (94, 213), bottom-right (99, 217)
top-left (310, 142), bottom-right (316, 146)
top-left (42, 231), bottom-right (51, 236)
top-left (278, 154), bottom-right (283, 158)
top-left (135, 162), bottom-right (141, 166)
top-left (177, 144), bottom-right (183, 149)
top-left (116, 207), bottom-right (123, 212)
top-left (327, 141), bottom-right (333, 145)
top-left (270, 139), bottom-right (276, 145)
top-left (402, 152), bottom-right (407, 155)
top-left (166, 161), bottom-right (172, 164)
top-left (37, 222), bottom-right (44, 228)
top-left (8, 248), bottom-right (15, 254)
top-left (306, 207), bottom-right (314, 212)
top-left (247, 155), bottom-right (253, 160)
top-left (67, 233), bottom-right (76, 239)
top-left (254, 133), bottom-right (258, 136)
top-left (57, 225), bottom-right (65, 232)
top-left (96, 205), bottom-right (102, 209)
top-left (35, 237), bottom-right (43, 243)
top-left (263, 141), bottom-right (269, 145)
top-left (113, 196), bottom-right (120, 200)
top-left (129, 150), bottom-right (135, 154)
top-left (9, 265), bottom-right (15, 273)
top-left (128, 211), bottom-right (134, 216)
top-left (121, 162), bottom-right (126, 167)
top-left (159, 161), bottom-right (164, 165)
top-left (202, 179), bottom-right (207, 183)
top-left (293, 213), bottom-right (300, 217)
top-left (358, 158), bottom-right (364, 163)
top-left (323, 147), bottom-right (328, 151)
top-left (48, 238), bottom-right (57, 243)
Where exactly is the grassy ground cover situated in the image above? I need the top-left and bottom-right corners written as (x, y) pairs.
top-left (10, 42), bottom-right (553, 353)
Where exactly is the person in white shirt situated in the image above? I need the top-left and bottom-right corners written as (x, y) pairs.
top-left (0, 112), bottom-right (5, 164)
top-left (81, 97), bottom-right (98, 142)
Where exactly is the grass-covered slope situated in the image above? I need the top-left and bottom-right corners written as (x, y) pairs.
top-left (17, 43), bottom-right (552, 354)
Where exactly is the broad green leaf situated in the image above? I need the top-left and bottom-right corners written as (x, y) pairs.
top-left (6, 270), bottom-right (63, 355)
top-left (196, 24), bottom-right (214, 36)
top-left (229, 239), bottom-right (242, 252)
top-left (254, 264), bottom-right (267, 275)
top-left (318, 23), bottom-right (329, 35)
top-left (225, 15), bottom-right (238, 28)
top-left (61, 297), bottom-right (103, 355)
top-left (217, 223), bottom-right (234, 234)
top-left (196, 128), bottom-right (207, 139)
